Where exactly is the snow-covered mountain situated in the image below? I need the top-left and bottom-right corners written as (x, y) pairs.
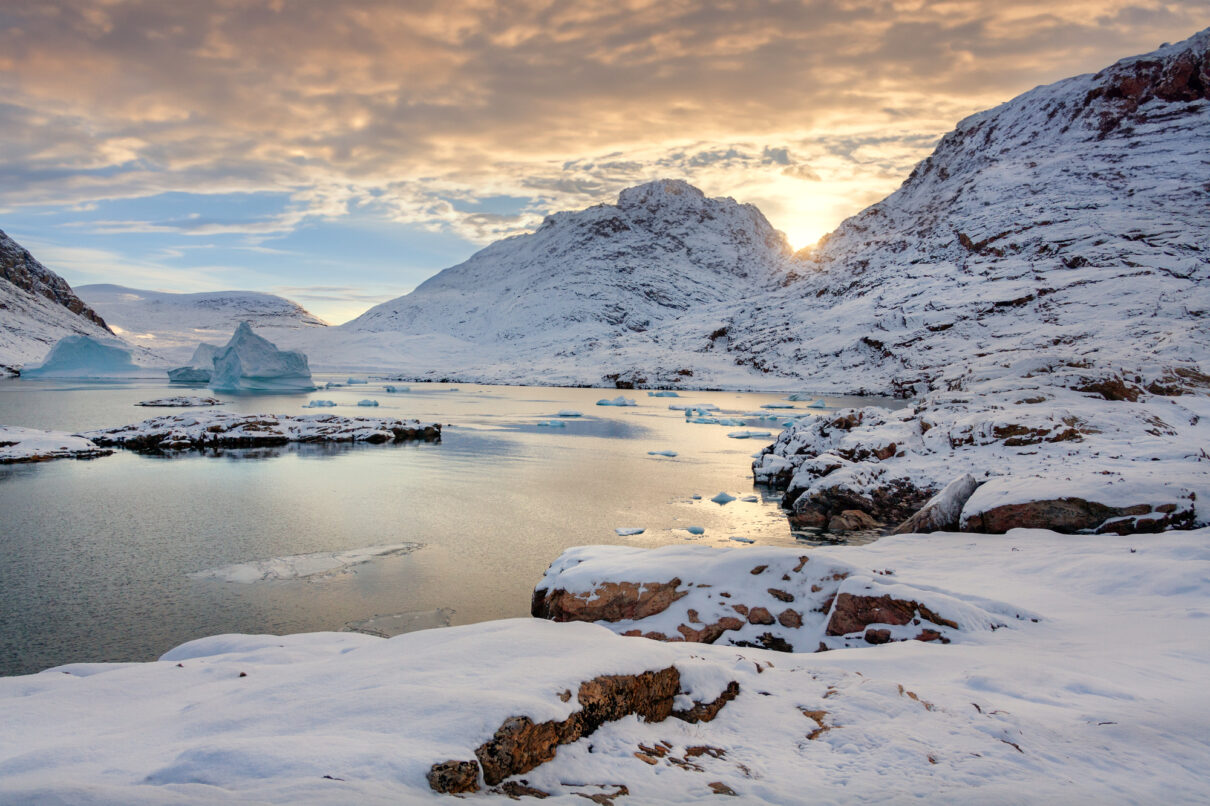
top-left (298, 180), bottom-right (793, 384)
top-left (0, 229), bottom-right (118, 373)
top-left (724, 29), bottom-right (1210, 394)
top-left (78, 284), bottom-right (328, 365)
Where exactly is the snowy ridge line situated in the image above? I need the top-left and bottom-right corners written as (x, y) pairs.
top-left (80, 411), bottom-right (442, 452)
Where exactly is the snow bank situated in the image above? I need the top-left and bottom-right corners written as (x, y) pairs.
top-left (210, 321), bottom-right (316, 393)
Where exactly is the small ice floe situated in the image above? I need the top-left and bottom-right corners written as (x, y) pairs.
top-left (761, 403), bottom-right (795, 409)
top-left (691, 494), bottom-right (702, 500)
top-left (384, 385), bottom-right (409, 393)
top-left (615, 527), bottom-right (645, 536)
top-left (685, 526), bottom-right (705, 535)
top-left (303, 399), bottom-right (338, 408)
top-left (597, 396), bottom-right (637, 407)
top-left (324, 381), bottom-right (345, 389)
top-left (741, 495), bottom-right (760, 502)
top-left (728, 430), bottom-right (772, 439)
top-left (729, 536), bottom-right (756, 544)
top-left (537, 420), bottom-right (567, 428)
top-left (711, 492), bottom-right (736, 505)
top-left (647, 390), bottom-right (680, 397)
top-left (356, 399), bottom-right (379, 407)
top-left (671, 403), bottom-right (718, 411)
top-left (556, 410), bottom-right (582, 417)
top-left (647, 450), bottom-right (678, 457)
top-left (807, 399), bottom-right (828, 409)
top-left (189, 543), bottom-right (421, 583)
top-left (347, 378), bottom-right (368, 385)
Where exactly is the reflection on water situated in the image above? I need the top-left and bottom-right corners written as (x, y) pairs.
top-left (0, 375), bottom-right (904, 676)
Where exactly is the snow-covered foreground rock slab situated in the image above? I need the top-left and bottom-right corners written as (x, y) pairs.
top-left (4, 531), bottom-right (1210, 803)
top-left (81, 412), bottom-right (441, 452)
top-left (210, 322), bottom-right (315, 393)
top-left (190, 543), bottom-right (421, 583)
top-left (0, 425), bottom-right (111, 463)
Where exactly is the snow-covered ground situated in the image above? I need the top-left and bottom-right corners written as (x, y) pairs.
top-left (2, 530), bottom-right (1208, 803)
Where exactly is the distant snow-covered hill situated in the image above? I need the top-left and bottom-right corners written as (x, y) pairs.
top-left (78, 284), bottom-right (328, 365)
top-left (724, 29), bottom-right (1210, 394)
top-left (298, 180), bottom-right (793, 385)
top-left (0, 230), bottom-right (119, 373)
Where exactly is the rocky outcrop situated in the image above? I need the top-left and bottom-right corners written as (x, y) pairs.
top-left (0, 229), bottom-right (109, 331)
top-left (961, 496), bottom-right (1196, 535)
top-left (81, 413), bottom-right (441, 453)
top-left (825, 593), bottom-right (959, 637)
top-left (532, 579), bottom-right (686, 622)
top-left (892, 474), bottom-right (980, 535)
top-left (429, 666), bottom-right (739, 794)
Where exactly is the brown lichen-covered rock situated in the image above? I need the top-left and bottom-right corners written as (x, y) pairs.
top-left (777, 608), bottom-right (803, 628)
top-left (826, 593), bottom-right (958, 636)
top-left (677, 616), bottom-right (744, 644)
top-left (531, 579), bottom-right (686, 622)
top-left (827, 509), bottom-right (879, 531)
top-left (747, 607), bottom-right (775, 625)
top-left (960, 496), bottom-right (1195, 535)
top-left (427, 759), bottom-right (481, 794)
top-left (864, 628), bottom-right (892, 644)
top-left (432, 666), bottom-right (740, 793)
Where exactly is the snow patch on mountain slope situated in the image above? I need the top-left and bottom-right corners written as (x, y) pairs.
top-left (78, 284), bottom-right (327, 365)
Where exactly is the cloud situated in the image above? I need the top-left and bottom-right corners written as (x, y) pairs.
top-left (0, 1), bottom-right (1204, 250)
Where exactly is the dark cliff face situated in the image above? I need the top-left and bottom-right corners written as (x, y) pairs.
top-left (0, 229), bottom-right (111, 332)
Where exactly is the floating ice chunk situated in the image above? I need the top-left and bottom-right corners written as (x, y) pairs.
top-left (718, 418), bottom-right (746, 426)
top-left (761, 403), bottom-right (795, 409)
top-left (685, 526), bottom-right (705, 535)
top-left (671, 403), bottom-right (718, 411)
top-left (647, 391), bottom-right (680, 397)
top-left (384, 385), bottom-right (409, 393)
top-left (557, 410), bottom-right (583, 417)
top-left (210, 322), bottom-right (316, 393)
top-left (324, 381), bottom-right (345, 389)
top-left (537, 420), bottom-right (566, 427)
top-left (711, 492), bottom-right (736, 504)
top-left (647, 450), bottom-right (678, 457)
top-left (807, 399), bottom-right (828, 408)
top-left (729, 536), bottom-right (756, 544)
top-left (688, 416), bottom-right (720, 424)
top-left (303, 399), bottom-right (338, 408)
top-left (356, 399), bottom-right (379, 407)
top-left (615, 527), bottom-right (645, 536)
top-left (741, 495), bottom-right (760, 502)
top-left (189, 543), bottom-right (420, 583)
top-left (23, 334), bottom-right (144, 378)
top-left (596, 396), bottom-right (636, 406)
top-left (691, 494), bottom-right (702, 500)
top-left (727, 430), bottom-right (772, 439)
top-left (347, 378), bottom-right (368, 385)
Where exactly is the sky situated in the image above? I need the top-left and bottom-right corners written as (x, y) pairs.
top-left (1, 2), bottom-right (1206, 324)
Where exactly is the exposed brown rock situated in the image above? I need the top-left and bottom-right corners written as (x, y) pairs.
top-left (767, 588), bottom-right (794, 603)
top-left (495, 781), bottom-right (550, 799)
top-left (749, 565), bottom-right (767, 575)
top-left (826, 592), bottom-right (958, 636)
top-left (433, 667), bottom-right (740, 793)
top-left (1073, 377), bottom-right (1143, 402)
top-left (708, 782), bottom-right (739, 796)
top-left (676, 616), bottom-right (744, 644)
top-left (747, 607), bottom-right (774, 625)
top-left (777, 609), bottom-right (802, 628)
top-left (428, 760), bottom-right (480, 794)
top-left (864, 628), bottom-right (892, 644)
top-left (532, 579), bottom-right (686, 622)
top-left (827, 509), bottom-right (879, 531)
top-left (962, 497), bottom-right (1194, 535)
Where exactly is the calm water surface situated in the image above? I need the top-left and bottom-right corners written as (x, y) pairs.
top-left (0, 376), bottom-right (900, 675)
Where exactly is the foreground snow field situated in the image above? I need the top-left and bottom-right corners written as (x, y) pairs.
top-left (2, 529), bottom-right (1208, 804)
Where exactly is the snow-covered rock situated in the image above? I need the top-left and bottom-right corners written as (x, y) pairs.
top-left (81, 412), bottom-right (441, 452)
top-left (20, 333), bottom-right (152, 378)
top-left (0, 425), bottom-right (111, 463)
top-left (77, 283), bottom-right (327, 365)
top-left (135, 396), bottom-right (223, 408)
top-left (210, 322), bottom-right (316, 393)
top-left (0, 229), bottom-right (119, 372)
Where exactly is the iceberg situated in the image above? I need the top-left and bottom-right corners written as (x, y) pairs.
top-left (347, 378), bottom-right (368, 385)
top-left (357, 399), bottom-right (379, 407)
top-left (209, 321), bottom-right (316, 393)
top-left (761, 403), bottom-right (794, 409)
top-left (711, 492), bottom-right (736, 505)
top-left (384, 385), bottom-right (409, 393)
top-left (647, 450), bottom-right (678, 457)
top-left (537, 420), bottom-right (567, 428)
top-left (596, 396), bottom-right (637, 407)
top-left (727, 430), bottom-right (772, 439)
top-left (614, 527), bottom-right (645, 536)
top-left (807, 399), bottom-right (828, 409)
top-left (729, 536), bottom-right (756, 544)
top-left (167, 343), bottom-right (219, 384)
top-left (303, 399), bottom-right (337, 408)
top-left (23, 334), bottom-right (145, 378)
top-left (647, 391), bottom-right (680, 397)
top-left (685, 526), bottom-right (705, 535)
top-left (324, 381), bottom-right (345, 389)
top-left (556, 410), bottom-right (583, 417)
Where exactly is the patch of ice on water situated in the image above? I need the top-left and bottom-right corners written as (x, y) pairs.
top-left (647, 450), bottom-right (678, 457)
top-left (556, 410), bottom-right (582, 417)
top-left (189, 543), bottom-right (422, 583)
top-left (615, 527), bottom-right (645, 536)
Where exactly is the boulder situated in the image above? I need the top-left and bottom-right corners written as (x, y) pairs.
top-left (826, 592), bottom-right (958, 636)
top-left (827, 509), bottom-right (879, 531)
top-left (532, 579), bottom-right (686, 622)
top-left (892, 474), bottom-right (980, 535)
